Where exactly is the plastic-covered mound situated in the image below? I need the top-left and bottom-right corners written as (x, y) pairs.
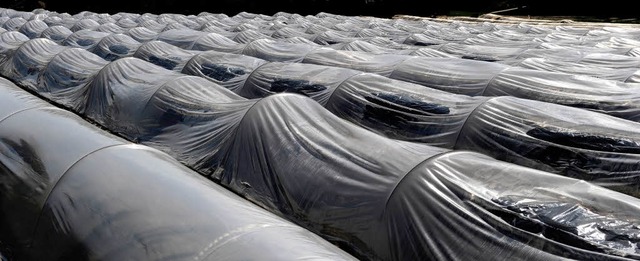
top-left (518, 57), bottom-right (640, 83)
top-left (0, 31), bottom-right (29, 64)
top-left (239, 62), bottom-right (361, 104)
top-left (2, 35), bottom-right (640, 197)
top-left (219, 94), bottom-right (640, 260)
top-left (133, 40), bottom-right (199, 71)
top-left (484, 68), bottom-right (640, 122)
top-left (232, 29), bottom-right (272, 43)
top-left (303, 49), bottom-right (412, 76)
top-left (90, 33), bottom-right (141, 61)
top-left (5, 9), bottom-right (640, 260)
top-left (0, 78), bottom-right (356, 261)
top-left (38, 47), bottom-right (108, 109)
top-left (0, 38), bottom-right (66, 90)
top-left (61, 29), bottom-right (109, 49)
top-left (17, 20), bottom-right (48, 39)
top-left (456, 96), bottom-right (640, 197)
top-left (182, 50), bottom-right (267, 91)
top-left (82, 57), bottom-right (255, 173)
top-left (325, 73), bottom-right (488, 148)
top-left (39, 25), bottom-right (72, 43)
top-left (126, 26), bottom-right (158, 42)
top-left (436, 43), bottom-right (529, 63)
top-left (388, 56), bottom-right (510, 96)
top-left (242, 38), bottom-right (327, 62)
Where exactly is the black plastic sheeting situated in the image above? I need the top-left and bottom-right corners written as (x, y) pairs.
top-left (1, 33), bottom-right (640, 197)
top-left (1, 43), bottom-right (640, 261)
top-left (4, 8), bottom-right (640, 260)
top-left (137, 31), bottom-right (640, 122)
top-left (0, 77), bottom-right (356, 261)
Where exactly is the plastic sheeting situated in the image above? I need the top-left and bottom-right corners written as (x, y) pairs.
top-left (17, 20), bottom-right (48, 39)
top-left (5, 9), bottom-right (640, 260)
top-left (5, 46), bottom-right (640, 259)
top-left (456, 96), bottom-right (640, 197)
top-left (0, 78), bottom-right (356, 261)
top-left (39, 25), bottom-right (73, 43)
top-left (484, 68), bottom-right (640, 122)
top-left (38, 48), bottom-right (108, 110)
top-left (239, 62), bottom-right (361, 104)
top-left (133, 40), bottom-right (198, 71)
top-left (388, 57), bottom-right (510, 96)
top-left (325, 73), bottom-right (488, 148)
top-left (62, 29), bottom-right (109, 49)
top-left (518, 57), bottom-right (640, 83)
top-left (0, 38), bottom-right (66, 90)
top-left (182, 50), bottom-right (268, 91)
top-left (4, 34), bottom-right (640, 197)
top-left (242, 39), bottom-right (325, 62)
top-left (0, 31), bottom-right (29, 65)
top-left (90, 33), bottom-right (141, 61)
top-left (218, 94), bottom-right (640, 261)
top-left (82, 58), bottom-right (256, 174)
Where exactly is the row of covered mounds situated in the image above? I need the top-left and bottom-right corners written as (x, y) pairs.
top-left (0, 76), bottom-right (357, 260)
top-left (4, 19), bottom-right (640, 125)
top-left (2, 30), bottom-right (640, 198)
top-left (6, 6), bottom-right (640, 87)
top-left (1, 28), bottom-right (640, 260)
top-left (39, 23), bottom-right (640, 124)
top-left (4, 6), bottom-right (640, 63)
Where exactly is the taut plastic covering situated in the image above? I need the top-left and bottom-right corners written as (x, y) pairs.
top-left (390, 151), bottom-right (640, 260)
top-left (388, 57), bottom-right (510, 96)
top-left (0, 77), bottom-right (51, 121)
top-left (126, 26), bottom-right (158, 42)
top-left (436, 43), bottom-right (528, 63)
top-left (28, 145), bottom-right (356, 261)
top-left (303, 50), bottom-right (411, 76)
top-left (0, 107), bottom-right (127, 253)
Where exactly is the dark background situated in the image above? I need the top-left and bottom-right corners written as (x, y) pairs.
top-left (4, 0), bottom-right (639, 22)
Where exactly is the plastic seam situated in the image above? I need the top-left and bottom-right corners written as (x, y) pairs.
top-left (481, 67), bottom-right (511, 96)
top-left (385, 55), bottom-right (417, 79)
top-left (300, 46), bottom-right (325, 63)
top-left (324, 72), bottom-right (364, 107)
top-left (28, 143), bottom-right (126, 246)
top-left (139, 74), bottom-right (194, 120)
top-left (382, 151), bottom-right (451, 212)
top-left (451, 97), bottom-right (495, 149)
top-left (237, 61), bottom-right (272, 93)
top-left (0, 106), bottom-right (45, 125)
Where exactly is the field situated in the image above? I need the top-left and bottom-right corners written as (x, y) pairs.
top-left (1, 6), bottom-right (640, 261)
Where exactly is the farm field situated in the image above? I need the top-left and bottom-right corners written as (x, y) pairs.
top-left (2, 7), bottom-right (640, 260)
